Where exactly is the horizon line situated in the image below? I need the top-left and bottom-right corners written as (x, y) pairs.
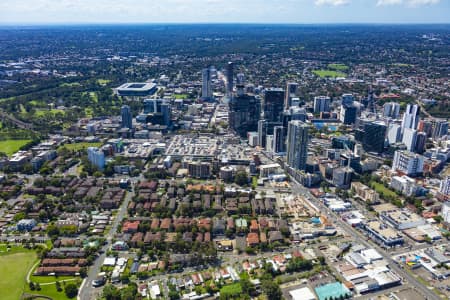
top-left (1, 22), bottom-right (450, 27)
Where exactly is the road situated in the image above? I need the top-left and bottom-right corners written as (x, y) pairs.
top-left (289, 178), bottom-right (442, 300)
top-left (78, 184), bottom-right (135, 300)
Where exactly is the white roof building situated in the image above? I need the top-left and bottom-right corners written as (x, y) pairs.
top-left (289, 287), bottom-right (317, 300)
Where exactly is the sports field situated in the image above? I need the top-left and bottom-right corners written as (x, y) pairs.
top-left (0, 247), bottom-right (37, 300)
top-left (0, 139), bottom-right (32, 156)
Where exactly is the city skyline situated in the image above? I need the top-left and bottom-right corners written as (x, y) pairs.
top-left (1, 0), bottom-right (449, 25)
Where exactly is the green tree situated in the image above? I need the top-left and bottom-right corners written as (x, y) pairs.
top-left (102, 284), bottom-right (120, 300)
top-left (64, 283), bottom-right (78, 298)
top-left (235, 170), bottom-right (249, 186)
top-left (261, 280), bottom-right (282, 300)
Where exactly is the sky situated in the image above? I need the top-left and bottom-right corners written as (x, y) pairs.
top-left (0, 0), bottom-right (449, 24)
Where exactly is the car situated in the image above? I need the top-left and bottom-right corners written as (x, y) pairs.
top-left (92, 273), bottom-right (106, 287)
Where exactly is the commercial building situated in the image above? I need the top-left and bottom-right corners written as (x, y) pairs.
top-left (313, 96), bottom-right (331, 114)
top-left (120, 105), bottom-right (132, 129)
top-left (415, 132), bottom-right (426, 154)
top-left (363, 220), bottom-right (404, 247)
top-left (286, 121), bottom-right (309, 171)
top-left (201, 67), bottom-right (213, 100)
top-left (229, 90), bottom-right (261, 137)
top-left (339, 103), bottom-right (357, 125)
top-left (263, 88), bottom-right (285, 122)
top-left (226, 62), bottom-right (234, 100)
top-left (380, 208), bottom-right (426, 230)
top-left (342, 93), bottom-right (354, 106)
top-left (273, 126), bottom-right (285, 153)
top-left (284, 82), bottom-right (299, 110)
top-left (332, 167), bottom-right (352, 189)
top-left (258, 119), bottom-right (268, 148)
top-left (259, 163), bottom-right (282, 178)
top-left (359, 121), bottom-right (387, 153)
top-left (392, 150), bottom-right (424, 176)
top-left (87, 147), bottom-right (105, 170)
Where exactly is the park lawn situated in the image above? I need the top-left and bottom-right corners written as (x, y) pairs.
top-left (313, 69), bottom-right (346, 78)
top-left (97, 79), bottom-right (111, 85)
top-left (0, 248), bottom-right (37, 300)
top-left (34, 109), bottom-right (66, 117)
top-left (89, 92), bottom-right (98, 103)
top-left (220, 283), bottom-right (242, 297)
top-left (84, 107), bottom-right (94, 117)
top-left (59, 142), bottom-right (102, 151)
top-left (60, 82), bottom-right (81, 87)
top-left (24, 281), bottom-right (78, 300)
top-left (174, 94), bottom-right (188, 99)
top-left (370, 181), bottom-right (398, 198)
top-left (392, 63), bottom-right (413, 67)
top-left (0, 139), bottom-right (32, 156)
top-left (328, 63), bottom-right (349, 71)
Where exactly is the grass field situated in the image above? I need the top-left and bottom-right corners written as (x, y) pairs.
top-left (24, 280), bottom-right (78, 300)
top-left (328, 63), bottom-right (349, 71)
top-left (89, 92), bottom-right (98, 103)
top-left (313, 69), bottom-right (346, 78)
top-left (220, 283), bottom-right (242, 296)
top-left (97, 79), bottom-right (111, 85)
top-left (34, 109), bottom-right (66, 117)
top-left (174, 94), bottom-right (188, 99)
top-left (0, 247), bottom-right (37, 300)
top-left (0, 139), bottom-right (32, 156)
top-left (60, 82), bottom-right (81, 87)
top-left (59, 142), bottom-right (102, 151)
top-left (370, 181), bottom-right (398, 198)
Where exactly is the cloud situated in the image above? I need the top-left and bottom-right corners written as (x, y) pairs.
top-left (376, 0), bottom-right (440, 6)
top-left (407, 0), bottom-right (440, 6)
top-left (376, 0), bottom-right (402, 5)
top-left (314, 0), bottom-right (350, 6)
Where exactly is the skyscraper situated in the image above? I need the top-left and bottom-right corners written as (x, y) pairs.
top-left (341, 94), bottom-right (354, 106)
top-left (284, 82), bottom-right (299, 110)
top-left (229, 89), bottom-right (261, 137)
top-left (258, 119), bottom-right (268, 148)
top-left (121, 105), bottom-right (132, 129)
top-left (339, 104), bottom-right (357, 125)
top-left (263, 88), bottom-right (285, 123)
top-left (87, 147), bottom-right (105, 170)
top-left (273, 126), bottom-right (285, 153)
top-left (202, 67), bottom-right (213, 100)
top-left (432, 119), bottom-right (449, 140)
top-left (313, 96), bottom-right (331, 114)
top-left (401, 104), bottom-right (420, 132)
top-left (383, 102), bottom-right (401, 119)
top-left (440, 177), bottom-right (450, 196)
top-left (387, 123), bottom-right (402, 144)
top-left (415, 132), bottom-right (427, 154)
top-left (161, 103), bottom-right (172, 126)
top-left (286, 121), bottom-right (309, 171)
top-left (361, 121), bottom-right (386, 153)
top-left (402, 128), bottom-right (417, 152)
top-left (226, 62), bottom-right (234, 100)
